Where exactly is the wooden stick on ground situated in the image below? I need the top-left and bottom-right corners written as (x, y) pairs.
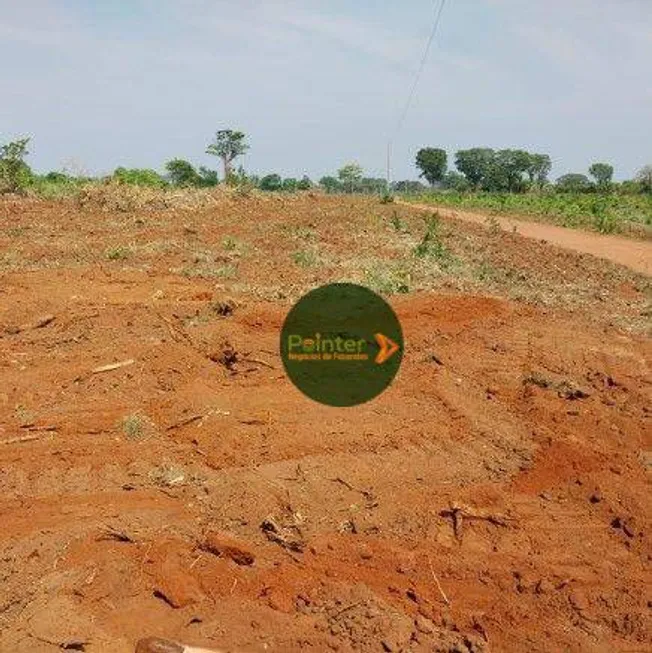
top-left (91, 359), bottom-right (135, 374)
top-left (1, 433), bottom-right (43, 445)
top-left (427, 554), bottom-right (450, 606)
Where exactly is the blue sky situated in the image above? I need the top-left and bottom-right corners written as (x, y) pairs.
top-left (1, 0), bottom-right (651, 181)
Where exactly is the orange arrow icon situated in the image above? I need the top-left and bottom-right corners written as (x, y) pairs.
top-left (374, 333), bottom-right (400, 364)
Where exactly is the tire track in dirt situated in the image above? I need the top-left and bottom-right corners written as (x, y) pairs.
top-left (401, 201), bottom-right (652, 275)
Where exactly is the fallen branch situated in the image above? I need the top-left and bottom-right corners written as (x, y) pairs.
top-left (427, 555), bottom-right (450, 606)
top-left (20, 424), bottom-right (58, 432)
top-left (166, 414), bottom-right (203, 431)
top-left (1, 433), bottom-right (43, 445)
top-left (98, 524), bottom-right (136, 543)
top-left (260, 517), bottom-right (305, 553)
top-left (33, 314), bottom-right (56, 329)
top-left (240, 356), bottom-right (276, 369)
top-left (440, 502), bottom-right (512, 540)
top-left (92, 359), bottom-right (135, 374)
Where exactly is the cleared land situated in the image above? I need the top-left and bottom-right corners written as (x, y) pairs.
top-left (0, 190), bottom-right (650, 652)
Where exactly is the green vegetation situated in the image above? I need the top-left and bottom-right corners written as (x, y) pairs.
top-left (113, 167), bottom-right (168, 188)
top-left (1, 132), bottom-right (650, 241)
top-left (292, 249), bottom-right (318, 267)
top-left (206, 129), bottom-right (249, 183)
top-left (411, 191), bottom-right (652, 233)
top-left (415, 147), bottom-right (447, 186)
top-left (400, 145), bottom-right (651, 234)
top-left (0, 138), bottom-right (32, 193)
top-left (412, 214), bottom-right (456, 267)
top-left (105, 245), bottom-right (132, 260)
top-left (165, 158), bottom-right (218, 187)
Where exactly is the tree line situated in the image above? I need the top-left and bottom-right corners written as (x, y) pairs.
top-left (414, 147), bottom-right (652, 194)
top-left (2, 131), bottom-right (651, 196)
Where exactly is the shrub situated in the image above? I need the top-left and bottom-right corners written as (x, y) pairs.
top-left (282, 177), bottom-right (299, 192)
top-left (259, 173), bottom-right (283, 191)
top-left (555, 173), bottom-right (592, 193)
top-left (297, 175), bottom-right (313, 190)
top-left (165, 159), bottom-right (201, 186)
top-left (0, 138), bottom-right (33, 194)
top-left (112, 167), bottom-right (167, 188)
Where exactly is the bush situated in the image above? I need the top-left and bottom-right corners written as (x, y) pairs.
top-left (164, 159), bottom-right (218, 187)
top-left (282, 177), bottom-right (298, 192)
top-left (555, 173), bottom-right (592, 193)
top-left (197, 166), bottom-right (218, 187)
top-left (112, 167), bottom-right (167, 188)
top-left (29, 172), bottom-right (86, 199)
top-left (0, 138), bottom-right (33, 194)
top-left (165, 159), bottom-right (201, 186)
top-left (297, 175), bottom-right (313, 190)
top-left (259, 173), bottom-right (283, 191)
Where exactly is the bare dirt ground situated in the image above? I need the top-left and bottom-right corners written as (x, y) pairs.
top-left (401, 201), bottom-right (652, 276)
top-left (0, 192), bottom-right (650, 652)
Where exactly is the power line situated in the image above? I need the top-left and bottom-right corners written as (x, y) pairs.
top-left (387, 0), bottom-right (447, 184)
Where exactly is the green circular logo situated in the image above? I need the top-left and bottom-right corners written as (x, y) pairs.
top-left (280, 283), bottom-right (404, 407)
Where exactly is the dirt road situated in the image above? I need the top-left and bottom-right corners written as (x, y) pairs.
top-left (402, 201), bottom-right (652, 275)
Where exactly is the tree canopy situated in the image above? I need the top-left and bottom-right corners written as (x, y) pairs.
top-left (206, 130), bottom-right (249, 183)
top-left (415, 148), bottom-right (447, 186)
top-left (588, 162), bottom-right (614, 189)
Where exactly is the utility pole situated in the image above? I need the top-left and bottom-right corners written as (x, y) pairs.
top-left (386, 141), bottom-right (392, 191)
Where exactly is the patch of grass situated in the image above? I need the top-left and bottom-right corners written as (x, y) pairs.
top-left (6, 226), bottom-right (29, 237)
top-left (292, 249), bottom-right (318, 267)
top-left (485, 215), bottom-right (500, 235)
top-left (380, 192), bottom-right (394, 204)
top-left (222, 235), bottom-right (239, 251)
top-left (181, 263), bottom-right (239, 279)
top-left (222, 236), bottom-right (248, 256)
top-left (364, 264), bottom-right (411, 295)
top-left (121, 413), bottom-right (149, 440)
top-left (14, 404), bottom-right (36, 425)
top-left (412, 214), bottom-right (456, 269)
top-left (285, 225), bottom-right (318, 242)
top-left (474, 260), bottom-right (499, 282)
top-left (149, 462), bottom-right (187, 487)
top-left (389, 210), bottom-right (408, 233)
top-left (105, 245), bottom-right (131, 261)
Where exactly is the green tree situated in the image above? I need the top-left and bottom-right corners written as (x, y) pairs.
top-left (441, 170), bottom-right (470, 192)
top-left (113, 167), bottom-right (167, 188)
top-left (319, 176), bottom-right (341, 193)
top-left (337, 162), bottom-right (363, 193)
top-left (415, 148), bottom-right (447, 186)
top-left (198, 166), bottom-right (218, 187)
top-left (526, 153), bottom-right (552, 187)
top-left (165, 159), bottom-right (201, 186)
top-left (0, 137), bottom-right (32, 193)
top-left (555, 173), bottom-right (592, 192)
top-left (588, 162), bottom-right (614, 190)
top-left (282, 177), bottom-right (298, 192)
top-left (259, 173), bottom-right (282, 191)
top-left (392, 180), bottom-right (427, 193)
top-left (635, 165), bottom-right (652, 193)
top-left (297, 175), bottom-right (313, 190)
top-left (206, 130), bottom-right (249, 184)
top-left (454, 148), bottom-right (494, 189)
top-left (487, 149), bottom-right (531, 192)
top-left (359, 177), bottom-right (387, 194)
